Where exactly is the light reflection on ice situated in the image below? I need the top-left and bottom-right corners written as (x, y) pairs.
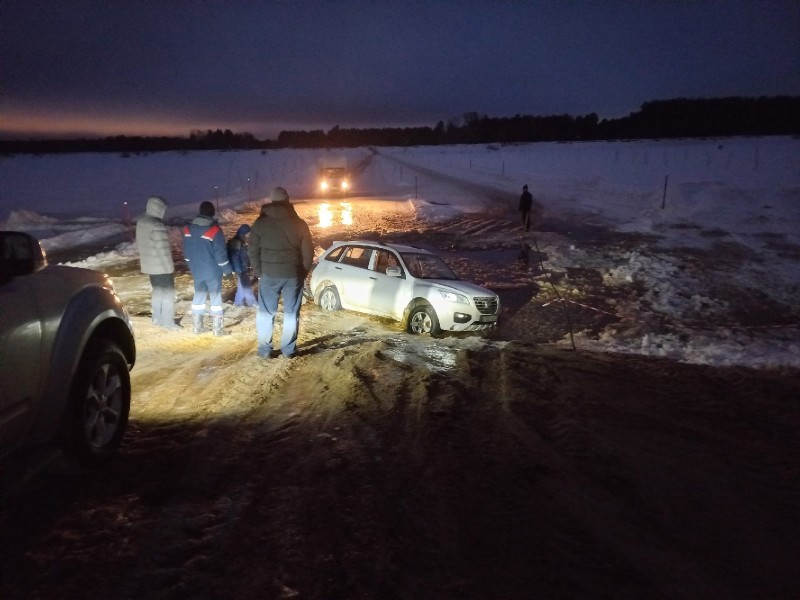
top-left (317, 202), bottom-right (353, 228)
top-left (318, 203), bottom-right (333, 228)
top-left (341, 202), bottom-right (353, 225)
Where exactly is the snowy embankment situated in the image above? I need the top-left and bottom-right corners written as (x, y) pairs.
top-left (378, 138), bottom-right (800, 369)
top-left (1, 138), bottom-right (799, 369)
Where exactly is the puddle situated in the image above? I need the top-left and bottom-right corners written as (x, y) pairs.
top-left (382, 336), bottom-right (459, 372)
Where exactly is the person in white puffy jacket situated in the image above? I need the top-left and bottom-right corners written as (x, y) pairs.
top-left (136, 196), bottom-right (180, 330)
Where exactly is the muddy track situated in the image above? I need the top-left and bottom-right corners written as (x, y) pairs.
top-left (4, 329), bottom-right (799, 599)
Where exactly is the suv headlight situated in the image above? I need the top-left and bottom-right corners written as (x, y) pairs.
top-left (437, 289), bottom-right (469, 304)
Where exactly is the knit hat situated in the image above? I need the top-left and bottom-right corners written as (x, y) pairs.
top-left (199, 201), bottom-right (215, 217)
top-left (270, 186), bottom-right (290, 203)
top-left (523, 184), bottom-right (528, 190)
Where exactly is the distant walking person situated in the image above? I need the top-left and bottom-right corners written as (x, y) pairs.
top-left (519, 184), bottom-right (533, 232)
top-left (136, 196), bottom-right (180, 330)
top-left (248, 186), bottom-right (313, 359)
top-left (227, 224), bottom-right (256, 307)
top-left (182, 201), bottom-right (233, 336)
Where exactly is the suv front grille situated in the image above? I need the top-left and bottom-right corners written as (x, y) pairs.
top-left (473, 296), bottom-right (498, 315)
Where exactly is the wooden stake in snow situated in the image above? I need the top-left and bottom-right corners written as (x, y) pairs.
top-left (123, 201), bottom-right (133, 241)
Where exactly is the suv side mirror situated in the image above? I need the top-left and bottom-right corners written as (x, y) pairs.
top-left (385, 265), bottom-right (402, 278)
top-left (0, 231), bottom-right (47, 279)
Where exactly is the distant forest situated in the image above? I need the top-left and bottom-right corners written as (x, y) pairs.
top-left (2, 96), bottom-right (798, 155)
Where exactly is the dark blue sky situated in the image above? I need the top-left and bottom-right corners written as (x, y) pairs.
top-left (2, 0), bottom-right (798, 140)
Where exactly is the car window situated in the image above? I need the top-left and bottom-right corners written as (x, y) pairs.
top-left (1, 232), bottom-right (38, 279)
top-left (325, 246), bottom-right (345, 262)
top-left (341, 246), bottom-right (373, 270)
top-left (373, 250), bottom-right (400, 275)
top-left (2, 234), bottom-right (30, 260)
top-left (400, 252), bottom-right (458, 280)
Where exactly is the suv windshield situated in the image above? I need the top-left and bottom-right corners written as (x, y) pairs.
top-left (400, 252), bottom-right (458, 280)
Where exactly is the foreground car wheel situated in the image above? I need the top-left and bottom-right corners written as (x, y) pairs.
top-left (407, 304), bottom-right (441, 335)
top-left (319, 286), bottom-right (341, 311)
top-left (68, 340), bottom-right (131, 465)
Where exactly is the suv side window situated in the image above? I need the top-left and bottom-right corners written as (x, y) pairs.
top-left (341, 246), bottom-right (373, 270)
top-left (374, 250), bottom-right (400, 275)
top-left (325, 246), bottom-right (345, 262)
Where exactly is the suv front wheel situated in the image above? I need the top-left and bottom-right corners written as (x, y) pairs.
top-left (68, 339), bottom-right (131, 465)
top-left (407, 304), bottom-right (441, 336)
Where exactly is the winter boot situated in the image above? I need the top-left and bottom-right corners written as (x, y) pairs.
top-left (192, 313), bottom-right (206, 334)
top-left (212, 315), bottom-right (230, 337)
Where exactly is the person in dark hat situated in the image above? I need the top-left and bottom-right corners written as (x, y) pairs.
top-left (182, 201), bottom-right (233, 335)
top-left (519, 184), bottom-right (533, 232)
top-left (248, 186), bottom-right (313, 359)
top-left (227, 223), bottom-right (256, 307)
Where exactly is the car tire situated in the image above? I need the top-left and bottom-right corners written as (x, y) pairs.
top-left (407, 304), bottom-right (441, 336)
top-left (67, 339), bottom-right (131, 465)
top-left (319, 286), bottom-right (341, 311)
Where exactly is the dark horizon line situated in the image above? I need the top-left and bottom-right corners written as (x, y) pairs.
top-left (3, 94), bottom-right (798, 144)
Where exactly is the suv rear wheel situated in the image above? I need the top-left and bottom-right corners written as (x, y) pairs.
top-left (68, 340), bottom-right (131, 465)
top-left (319, 286), bottom-right (341, 311)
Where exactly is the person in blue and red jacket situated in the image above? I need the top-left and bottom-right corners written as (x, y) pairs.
top-left (182, 201), bottom-right (233, 335)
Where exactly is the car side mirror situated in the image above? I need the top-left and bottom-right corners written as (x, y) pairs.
top-left (0, 231), bottom-right (47, 280)
top-left (385, 265), bottom-right (402, 278)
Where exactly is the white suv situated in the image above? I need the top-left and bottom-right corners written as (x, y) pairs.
top-left (308, 240), bottom-right (500, 335)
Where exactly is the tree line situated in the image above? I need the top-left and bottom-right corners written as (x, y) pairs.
top-left (2, 96), bottom-right (798, 154)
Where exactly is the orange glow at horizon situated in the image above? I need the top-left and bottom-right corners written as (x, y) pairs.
top-left (1, 112), bottom-right (191, 139)
top-left (0, 109), bottom-right (282, 140)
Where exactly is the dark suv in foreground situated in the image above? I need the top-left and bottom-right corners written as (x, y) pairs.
top-left (0, 231), bottom-right (136, 467)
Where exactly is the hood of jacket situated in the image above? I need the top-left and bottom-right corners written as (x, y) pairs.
top-left (190, 214), bottom-right (216, 227)
top-left (236, 224), bottom-right (251, 238)
top-left (259, 202), bottom-right (298, 219)
top-left (146, 196), bottom-right (168, 219)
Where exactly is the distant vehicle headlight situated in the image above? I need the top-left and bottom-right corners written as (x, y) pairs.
top-left (342, 180), bottom-right (350, 190)
top-left (321, 181), bottom-right (329, 191)
top-left (437, 289), bottom-right (469, 304)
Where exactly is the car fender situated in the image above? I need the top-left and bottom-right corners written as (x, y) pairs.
top-left (313, 279), bottom-right (338, 303)
top-left (402, 298), bottom-right (433, 324)
top-left (28, 284), bottom-right (135, 445)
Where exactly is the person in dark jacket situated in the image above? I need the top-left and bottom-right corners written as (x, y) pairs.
top-left (519, 184), bottom-right (533, 232)
top-left (227, 224), bottom-right (256, 307)
top-left (135, 196), bottom-right (180, 330)
top-left (248, 186), bottom-right (313, 359)
top-left (182, 201), bottom-right (233, 335)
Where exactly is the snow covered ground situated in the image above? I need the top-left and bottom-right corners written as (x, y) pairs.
top-left (1, 137), bottom-right (799, 369)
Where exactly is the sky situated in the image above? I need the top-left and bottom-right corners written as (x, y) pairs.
top-left (2, 0), bottom-right (799, 140)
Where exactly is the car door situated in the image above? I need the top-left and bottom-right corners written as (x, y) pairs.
top-left (0, 274), bottom-right (44, 453)
top-left (369, 250), bottom-right (407, 319)
top-left (337, 245), bottom-right (375, 309)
